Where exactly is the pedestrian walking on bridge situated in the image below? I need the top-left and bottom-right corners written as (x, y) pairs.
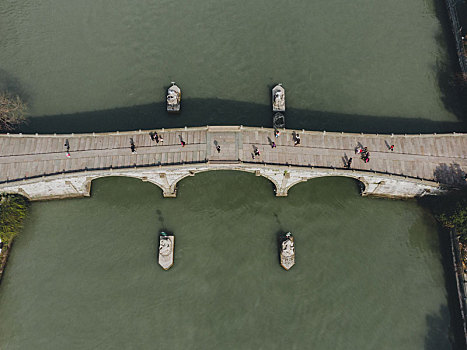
top-left (294, 133), bottom-right (300, 146)
top-left (130, 138), bottom-right (137, 153)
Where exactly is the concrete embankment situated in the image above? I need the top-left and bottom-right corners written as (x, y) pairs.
top-left (444, 0), bottom-right (467, 77)
top-left (449, 230), bottom-right (467, 348)
top-left (0, 242), bottom-right (13, 285)
top-left (0, 194), bottom-right (29, 285)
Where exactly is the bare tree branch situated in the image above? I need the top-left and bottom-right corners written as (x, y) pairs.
top-left (0, 92), bottom-right (27, 131)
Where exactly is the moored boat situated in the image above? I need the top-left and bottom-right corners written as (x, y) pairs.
top-left (280, 232), bottom-right (295, 270)
top-left (272, 84), bottom-right (285, 112)
top-left (167, 82), bottom-right (181, 112)
top-left (158, 231), bottom-right (174, 270)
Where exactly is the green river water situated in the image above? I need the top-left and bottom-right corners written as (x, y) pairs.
top-left (0, 0), bottom-right (465, 349)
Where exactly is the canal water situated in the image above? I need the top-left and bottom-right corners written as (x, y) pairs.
top-left (0, 0), bottom-right (463, 349)
top-left (0, 175), bottom-right (453, 349)
top-left (1, 0), bottom-right (467, 134)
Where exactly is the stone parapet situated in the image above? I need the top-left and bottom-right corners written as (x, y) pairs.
top-left (0, 163), bottom-right (444, 201)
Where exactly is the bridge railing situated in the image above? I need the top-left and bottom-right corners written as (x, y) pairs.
top-left (0, 126), bottom-right (465, 138)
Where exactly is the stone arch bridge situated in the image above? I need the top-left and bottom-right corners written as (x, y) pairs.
top-left (0, 126), bottom-right (466, 201)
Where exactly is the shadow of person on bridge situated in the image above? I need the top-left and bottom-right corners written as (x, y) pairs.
top-left (355, 141), bottom-right (364, 154)
top-left (178, 135), bottom-right (186, 147)
top-left (384, 140), bottom-right (393, 151)
top-left (291, 131), bottom-right (301, 146)
top-left (267, 136), bottom-right (276, 148)
top-left (251, 145), bottom-right (261, 159)
top-left (213, 140), bottom-right (221, 153)
top-left (129, 138), bottom-right (136, 153)
top-left (342, 153), bottom-right (349, 167)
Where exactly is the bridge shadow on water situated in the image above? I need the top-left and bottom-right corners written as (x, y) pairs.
top-left (7, 0), bottom-right (467, 136)
top-left (2, 0), bottom-right (465, 136)
top-left (18, 98), bottom-right (467, 135)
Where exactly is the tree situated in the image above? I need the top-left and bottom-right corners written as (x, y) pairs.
top-left (0, 194), bottom-right (29, 245)
top-left (437, 199), bottom-right (467, 242)
top-left (0, 92), bottom-right (27, 131)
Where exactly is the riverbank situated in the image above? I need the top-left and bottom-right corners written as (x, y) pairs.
top-left (0, 242), bottom-right (14, 284)
top-left (450, 230), bottom-right (467, 348)
top-left (444, 0), bottom-right (467, 78)
top-left (420, 189), bottom-right (467, 347)
top-left (0, 194), bottom-right (29, 284)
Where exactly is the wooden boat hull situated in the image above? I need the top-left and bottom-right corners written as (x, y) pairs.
top-left (272, 84), bottom-right (285, 112)
top-left (167, 84), bottom-right (181, 113)
top-left (158, 234), bottom-right (174, 270)
top-left (280, 235), bottom-right (295, 270)
top-left (280, 254), bottom-right (295, 270)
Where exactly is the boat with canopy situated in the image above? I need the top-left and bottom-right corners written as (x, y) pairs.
top-left (167, 82), bottom-right (181, 112)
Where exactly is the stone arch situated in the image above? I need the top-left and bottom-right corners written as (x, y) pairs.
top-left (254, 172), bottom-right (282, 194)
top-left (85, 173), bottom-right (166, 196)
top-left (170, 167), bottom-right (370, 198)
top-left (290, 173), bottom-right (367, 196)
top-left (171, 167), bottom-right (265, 195)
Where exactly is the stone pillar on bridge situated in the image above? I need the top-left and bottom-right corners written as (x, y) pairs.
top-left (142, 170), bottom-right (196, 198)
top-left (254, 167), bottom-right (312, 197)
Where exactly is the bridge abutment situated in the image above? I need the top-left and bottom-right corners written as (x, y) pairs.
top-left (359, 176), bottom-right (443, 198)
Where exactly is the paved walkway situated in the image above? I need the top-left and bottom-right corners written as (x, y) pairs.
top-left (0, 126), bottom-right (466, 185)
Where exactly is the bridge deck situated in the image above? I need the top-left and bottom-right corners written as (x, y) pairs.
top-left (0, 126), bottom-right (466, 185)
